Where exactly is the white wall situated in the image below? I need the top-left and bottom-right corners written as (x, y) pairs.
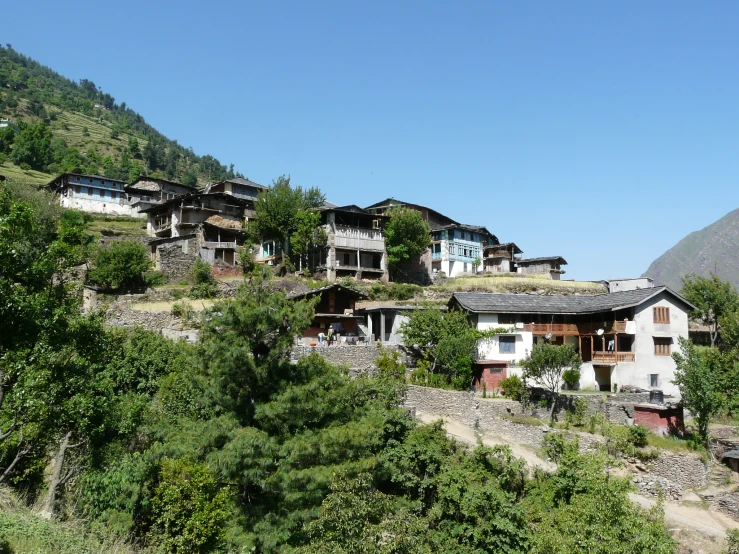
top-left (61, 196), bottom-right (139, 217)
top-left (475, 313), bottom-right (533, 363)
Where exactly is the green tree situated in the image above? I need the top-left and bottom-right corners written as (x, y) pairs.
top-left (672, 337), bottom-right (724, 446)
top-left (401, 308), bottom-right (501, 390)
top-left (88, 240), bottom-right (152, 291)
top-left (128, 136), bottom-right (140, 157)
top-left (248, 176), bottom-right (325, 268)
top-left (290, 208), bottom-right (327, 272)
top-left (383, 206), bottom-right (431, 268)
top-left (0, 126), bottom-right (15, 154)
top-left (681, 274), bottom-right (739, 348)
top-left (520, 343), bottom-right (581, 421)
top-left (9, 120), bottom-right (53, 170)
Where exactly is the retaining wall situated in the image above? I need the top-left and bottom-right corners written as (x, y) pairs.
top-left (290, 344), bottom-right (410, 376)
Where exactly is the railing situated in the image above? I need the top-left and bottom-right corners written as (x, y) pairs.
top-left (522, 321), bottom-right (628, 335)
top-left (592, 352), bottom-right (635, 363)
top-left (202, 241), bottom-right (237, 249)
top-left (333, 225), bottom-right (385, 251)
top-left (431, 251), bottom-right (441, 260)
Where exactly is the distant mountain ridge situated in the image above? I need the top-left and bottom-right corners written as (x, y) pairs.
top-left (643, 207), bottom-right (739, 290)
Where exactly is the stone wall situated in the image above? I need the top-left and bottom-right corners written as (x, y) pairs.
top-left (291, 344), bottom-right (410, 377)
top-left (710, 492), bottom-right (739, 520)
top-left (157, 237), bottom-right (199, 282)
top-left (632, 474), bottom-right (682, 501)
top-left (647, 452), bottom-right (707, 490)
top-left (403, 384), bottom-right (707, 490)
top-left (105, 303), bottom-right (181, 332)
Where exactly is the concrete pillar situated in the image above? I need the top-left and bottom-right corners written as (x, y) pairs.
top-left (380, 310), bottom-right (386, 343)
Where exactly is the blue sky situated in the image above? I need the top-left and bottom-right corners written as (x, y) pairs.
top-left (4, 1), bottom-right (739, 281)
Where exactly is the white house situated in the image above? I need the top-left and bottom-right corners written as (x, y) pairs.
top-left (449, 287), bottom-right (696, 397)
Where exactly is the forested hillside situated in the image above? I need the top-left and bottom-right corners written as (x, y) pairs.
top-left (0, 45), bottom-right (242, 186)
top-left (0, 181), bottom-right (677, 553)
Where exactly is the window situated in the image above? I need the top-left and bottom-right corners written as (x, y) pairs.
top-left (499, 336), bottom-right (516, 354)
top-left (653, 306), bottom-right (670, 323)
top-left (649, 374), bottom-right (659, 387)
top-left (99, 188), bottom-right (105, 197)
top-left (86, 187), bottom-right (91, 196)
top-left (498, 314), bottom-right (517, 324)
top-left (489, 367), bottom-right (504, 374)
top-left (75, 185), bottom-right (81, 194)
top-left (654, 337), bottom-right (672, 356)
top-left (343, 253), bottom-right (351, 265)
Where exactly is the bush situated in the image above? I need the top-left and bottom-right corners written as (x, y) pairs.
top-left (190, 258), bottom-right (215, 285)
top-left (0, 153), bottom-right (6, 165)
top-left (171, 301), bottom-right (194, 320)
top-left (88, 240), bottom-right (152, 290)
top-left (629, 425), bottom-right (649, 448)
top-left (562, 368), bottom-right (581, 389)
top-left (189, 282), bottom-right (217, 299)
top-left (143, 270), bottom-right (167, 287)
top-left (19, 162), bottom-right (31, 171)
top-left (500, 375), bottom-right (528, 402)
top-left (375, 345), bottom-right (406, 380)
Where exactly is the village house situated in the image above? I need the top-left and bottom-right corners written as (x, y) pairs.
top-left (515, 256), bottom-right (568, 279)
top-left (288, 284), bottom-right (368, 345)
top-left (205, 177), bottom-right (266, 200)
top-left (316, 205), bottom-right (388, 281)
top-left (449, 286), bottom-right (695, 397)
top-left (125, 176), bottom-right (196, 215)
top-left (141, 192), bottom-right (252, 280)
top-left (482, 242), bottom-right (523, 273)
top-left (44, 173), bottom-right (130, 216)
top-left (364, 198), bottom-right (497, 279)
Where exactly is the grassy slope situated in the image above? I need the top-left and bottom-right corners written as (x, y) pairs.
top-left (0, 488), bottom-right (141, 554)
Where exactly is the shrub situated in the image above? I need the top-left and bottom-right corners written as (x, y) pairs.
top-left (190, 258), bottom-right (215, 285)
top-left (562, 368), bottom-right (581, 389)
top-left (88, 240), bottom-right (152, 290)
top-left (500, 375), bottom-right (528, 402)
top-left (375, 345), bottom-right (406, 380)
top-left (189, 282), bottom-right (217, 299)
top-left (19, 162), bottom-right (31, 171)
top-left (629, 425), bottom-right (649, 448)
top-left (171, 301), bottom-right (194, 320)
top-left (143, 270), bottom-right (167, 287)
top-left (0, 153), bottom-right (6, 165)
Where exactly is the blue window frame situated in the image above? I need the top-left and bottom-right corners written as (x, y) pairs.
top-left (499, 336), bottom-right (516, 354)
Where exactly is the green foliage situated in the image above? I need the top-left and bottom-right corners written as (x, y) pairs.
top-left (681, 273), bottom-right (739, 347)
top-left (629, 425), bottom-right (649, 448)
top-left (369, 282), bottom-right (421, 301)
top-left (0, 125), bottom-right (15, 153)
top-left (188, 259), bottom-right (217, 298)
top-left (383, 206), bottom-right (431, 266)
top-left (148, 459), bottom-right (231, 553)
top-left (500, 374), bottom-right (529, 402)
top-left (247, 175), bottom-right (325, 265)
top-left (672, 337), bottom-right (724, 446)
top-left (375, 345), bottom-right (407, 381)
top-left (562, 368), bottom-right (581, 389)
top-left (10, 120), bottom-right (53, 170)
top-left (521, 343), bottom-right (582, 420)
top-left (725, 529), bottom-right (739, 554)
top-left (88, 240), bottom-right (152, 291)
top-left (402, 308), bottom-right (499, 390)
top-left (142, 270), bottom-right (166, 287)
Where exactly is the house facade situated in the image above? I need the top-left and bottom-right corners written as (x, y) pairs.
top-left (431, 224), bottom-right (498, 277)
top-left (142, 192), bottom-right (252, 280)
top-left (45, 173), bottom-right (130, 216)
top-left (318, 205), bottom-right (388, 281)
top-left (515, 256), bottom-right (567, 280)
top-left (206, 177), bottom-right (266, 201)
top-left (482, 242), bottom-right (523, 273)
top-left (289, 285), bottom-right (368, 345)
top-left (125, 177), bottom-right (196, 215)
top-left (450, 287), bottom-right (695, 397)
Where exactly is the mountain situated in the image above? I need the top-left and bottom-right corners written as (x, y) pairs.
top-left (0, 45), bottom-right (242, 186)
top-left (643, 207), bottom-right (739, 290)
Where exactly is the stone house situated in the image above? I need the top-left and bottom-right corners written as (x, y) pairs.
top-left (449, 287), bottom-right (696, 397)
top-left (482, 242), bottom-right (523, 273)
top-left (44, 173), bottom-right (130, 216)
top-left (317, 205), bottom-right (388, 281)
top-left (205, 177), bottom-right (266, 200)
top-left (515, 256), bottom-right (568, 280)
top-left (141, 192), bottom-right (253, 280)
top-left (288, 285), bottom-right (368, 345)
top-left (364, 198), bottom-right (496, 280)
top-left (125, 176), bottom-right (197, 215)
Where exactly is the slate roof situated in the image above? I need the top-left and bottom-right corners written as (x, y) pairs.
top-left (516, 256), bottom-right (568, 265)
top-left (287, 284), bottom-right (368, 301)
top-left (436, 223), bottom-right (498, 242)
top-left (450, 287), bottom-right (696, 315)
top-left (221, 177), bottom-right (266, 189)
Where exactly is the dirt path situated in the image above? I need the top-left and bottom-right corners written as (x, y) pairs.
top-left (417, 411), bottom-right (738, 553)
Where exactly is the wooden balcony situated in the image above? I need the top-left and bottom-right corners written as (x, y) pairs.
top-left (522, 321), bottom-right (628, 335)
top-left (202, 241), bottom-right (237, 249)
top-left (333, 225), bottom-right (385, 252)
top-left (592, 352), bottom-right (635, 363)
